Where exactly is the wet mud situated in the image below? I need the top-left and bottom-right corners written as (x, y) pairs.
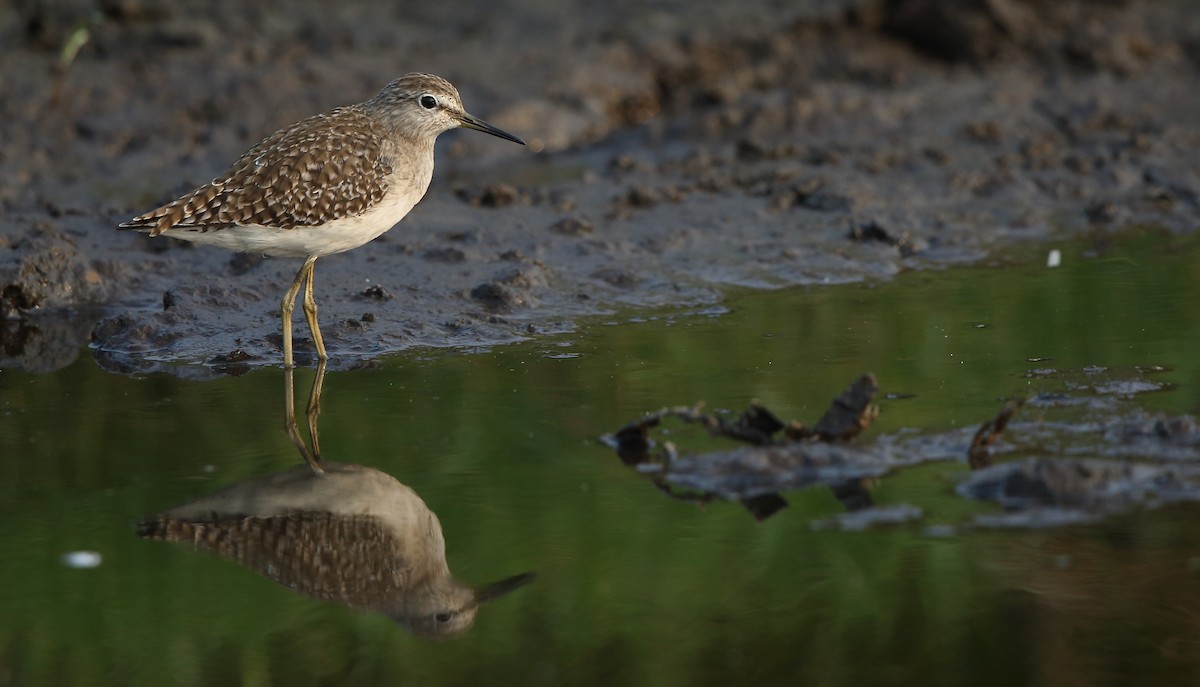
top-left (603, 365), bottom-right (1200, 529)
top-left (1, 0), bottom-right (1197, 371)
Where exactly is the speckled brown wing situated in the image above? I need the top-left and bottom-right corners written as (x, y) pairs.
top-left (138, 511), bottom-right (413, 608)
top-left (120, 106), bottom-right (393, 236)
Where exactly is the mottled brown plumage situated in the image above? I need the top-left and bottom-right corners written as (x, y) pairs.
top-left (118, 73), bottom-right (525, 366)
top-left (127, 108), bottom-right (394, 236)
top-left (138, 512), bottom-right (419, 608)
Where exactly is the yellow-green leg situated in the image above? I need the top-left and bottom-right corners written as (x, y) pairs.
top-left (306, 359), bottom-right (326, 461)
top-left (302, 257), bottom-right (327, 361)
top-left (280, 256), bottom-right (317, 368)
top-left (283, 363), bottom-right (324, 475)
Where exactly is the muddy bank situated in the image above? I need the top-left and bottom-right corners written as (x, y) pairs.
top-left (1, 0), bottom-right (1198, 371)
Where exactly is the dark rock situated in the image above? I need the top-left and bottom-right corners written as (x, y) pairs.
top-left (0, 227), bottom-right (108, 318)
top-left (848, 220), bottom-right (923, 257)
top-left (590, 268), bottom-right (640, 289)
top-left (1085, 200), bottom-right (1121, 224)
top-left (469, 282), bottom-right (516, 310)
top-left (359, 284), bottom-right (392, 301)
top-left (623, 186), bottom-right (660, 209)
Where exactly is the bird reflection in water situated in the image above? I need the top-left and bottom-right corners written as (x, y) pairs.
top-left (138, 362), bottom-right (535, 638)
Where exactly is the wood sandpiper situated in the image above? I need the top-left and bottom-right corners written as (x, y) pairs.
top-left (119, 73), bottom-right (525, 367)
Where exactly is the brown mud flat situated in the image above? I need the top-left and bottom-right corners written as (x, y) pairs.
top-left (602, 367), bottom-right (1200, 529)
top-left (1, 0), bottom-right (1198, 372)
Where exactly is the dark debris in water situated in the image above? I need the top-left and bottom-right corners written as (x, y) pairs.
top-left (602, 374), bottom-right (887, 521)
top-left (1106, 414), bottom-right (1200, 461)
top-left (603, 369), bottom-right (1200, 530)
top-left (968, 398), bottom-right (1024, 469)
top-left (959, 458), bottom-right (1200, 528)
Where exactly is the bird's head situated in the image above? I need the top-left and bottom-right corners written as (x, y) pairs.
top-left (369, 72), bottom-right (525, 145)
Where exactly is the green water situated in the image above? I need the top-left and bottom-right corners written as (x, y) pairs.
top-left (2, 229), bottom-right (1199, 686)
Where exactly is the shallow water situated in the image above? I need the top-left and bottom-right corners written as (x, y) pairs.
top-left (2, 229), bottom-right (1200, 686)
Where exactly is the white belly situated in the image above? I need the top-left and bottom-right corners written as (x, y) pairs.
top-left (173, 185), bottom-right (426, 258)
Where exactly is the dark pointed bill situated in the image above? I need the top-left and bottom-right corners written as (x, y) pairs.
top-left (458, 112), bottom-right (526, 145)
top-left (473, 571), bottom-right (537, 604)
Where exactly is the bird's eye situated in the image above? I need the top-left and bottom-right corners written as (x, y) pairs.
top-left (435, 612), bottom-right (454, 623)
top-left (419, 94), bottom-right (438, 110)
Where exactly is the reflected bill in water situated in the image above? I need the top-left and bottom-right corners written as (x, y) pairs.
top-left (137, 363), bottom-right (535, 638)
